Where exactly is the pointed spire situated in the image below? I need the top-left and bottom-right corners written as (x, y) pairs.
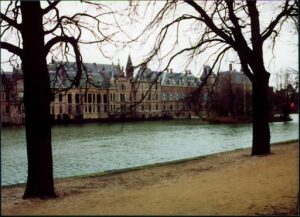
top-left (117, 58), bottom-right (121, 70)
top-left (126, 54), bottom-right (133, 71)
top-left (126, 54), bottom-right (133, 79)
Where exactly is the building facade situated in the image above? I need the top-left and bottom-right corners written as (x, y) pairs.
top-left (1, 70), bottom-right (25, 125)
top-left (2, 56), bottom-right (201, 125)
top-left (199, 64), bottom-right (253, 117)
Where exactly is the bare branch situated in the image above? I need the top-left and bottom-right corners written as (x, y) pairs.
top-left (43, 0), bottom-right (61, 15)
top-left (0, 41), bottom-right (22, 57)
top-left (261, 0), bottom-right (295, 41)
top-left (184, 0), bottom-right (235, 46)
top-left (0, 12), bottom-right (21, 30)
top-left (45, 36), bottom-right (82, 87)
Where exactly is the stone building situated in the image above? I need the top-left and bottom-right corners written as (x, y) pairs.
top-left (1, 69), bottom-right (24, 125)
top-left (1, 55), bottom-right (202, 125)
top-left (160, 69), bottom-right (201, 118)
top-left (48, 61), bottom-right (121, 122)
top-left (130, 67), bottom-right (163, 119)
top-left (200, 63), bottom-right (253, 117)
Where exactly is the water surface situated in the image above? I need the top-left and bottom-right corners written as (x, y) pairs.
top-left (1, 114), bottom-right (298, 186)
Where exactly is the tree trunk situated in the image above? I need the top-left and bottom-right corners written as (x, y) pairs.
top-left (20, 1), bottom-right (56, 199)
top-left (251, 71), bottom-right (271, 155)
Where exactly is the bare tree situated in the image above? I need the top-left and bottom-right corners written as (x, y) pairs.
top-left (1, 0), bottom-right (119, 199)
top-left (127, 0), bottom-right (298, 155)
top-left (272, 67), bottom-right (298, 118)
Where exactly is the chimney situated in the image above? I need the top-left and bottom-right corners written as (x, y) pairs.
top-left (170, 68), bottom-right (173, 74)
top-left (229, 63), bottom-right (232, 71)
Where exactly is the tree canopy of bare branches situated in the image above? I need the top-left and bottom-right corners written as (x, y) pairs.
top-left (1, 0), bottom-right (122, 199)
top-left (126, 0), bottom-right (298, 155)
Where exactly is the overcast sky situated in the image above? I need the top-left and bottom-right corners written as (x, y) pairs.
top-left (1, 1), bottom-right (298, 87)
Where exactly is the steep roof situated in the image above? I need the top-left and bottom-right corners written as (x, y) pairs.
top-left (161, 71), bottom-right (201, 87)
top-left (219, 70), bottom-right (251, 86)
top-left (200, 65), bottom-right (216, 81)
top-left (133, 67), bottom-right (163, 82)
top-left (48, 62), bottom-right (121, 89)
top-left (125, 55), bottom-right (133, 73)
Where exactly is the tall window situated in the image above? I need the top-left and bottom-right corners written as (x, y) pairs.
top-left (76, 105), bottom-right (81, 113)
top-left (59, 93), bottom-right (63, 102)
top-left (121, 83), bottom-right (126, 90)
top-left (68, 94), bottom-right (72, 103)
top-left (103, 94), bottom-right (107, 103)
top-left (75, 94), bottom-right (80, 104)
top-left (97, 94), bottom-right (101, 103)
top-left (121, 104), bottom-right (125, 112)
top-left (88, 94), bottom-right (92, 103)
top-left (93, 94), bottom-right (95, 103)
top-left (120, 94), bottom-right (125, 102)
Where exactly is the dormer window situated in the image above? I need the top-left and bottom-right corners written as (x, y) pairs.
top-left (121, 83), bottom-right (126, 90)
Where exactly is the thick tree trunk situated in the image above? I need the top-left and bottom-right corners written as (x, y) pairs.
top-left (251, 71), bottom-right (271, 155)
top-left (20, 2), bottom-right (56, 198)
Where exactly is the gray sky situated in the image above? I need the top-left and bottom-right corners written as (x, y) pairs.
top-left (1, 1), bottom-right (298, 87)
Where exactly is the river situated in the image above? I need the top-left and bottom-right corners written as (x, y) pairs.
top-left (1, 114), bottom-right (298, 186)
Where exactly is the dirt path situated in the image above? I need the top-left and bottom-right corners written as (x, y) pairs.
top-left (1, 141), bottom-right (299, 215)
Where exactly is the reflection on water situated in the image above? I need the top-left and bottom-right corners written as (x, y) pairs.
top-left (1, 114), bottom-right (298, 186)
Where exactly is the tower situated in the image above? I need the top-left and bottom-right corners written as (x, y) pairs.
top-left (126, 54), bottom-right (133, 79)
